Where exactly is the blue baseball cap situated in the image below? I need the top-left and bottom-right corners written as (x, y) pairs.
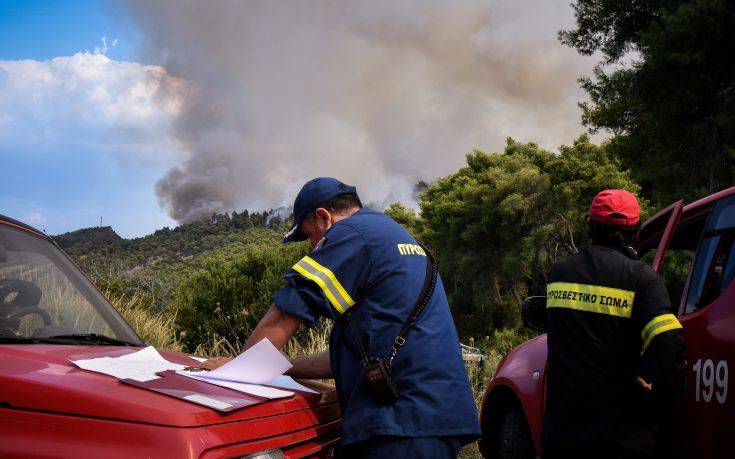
top-left (282, 177), bottom-right (357, 243)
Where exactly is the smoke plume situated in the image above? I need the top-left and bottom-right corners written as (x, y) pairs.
top-left (123, 0), bottom-right (595, 223)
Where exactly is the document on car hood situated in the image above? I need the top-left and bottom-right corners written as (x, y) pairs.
top-left (71, 346), bottom-right (187, 382)
top-left (180, 372), bottom-right (294, 399)
top-left (178, 338), bottom-right (292, 384)
top-left (175, 338), bottom-right (320, 397)
top-left (261, 375), bottom-right (318, 394)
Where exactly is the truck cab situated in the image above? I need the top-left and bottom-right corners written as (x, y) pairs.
top-left (0, 214), bottom-right (341, 458)
top-left (479, 188), bottom-right (735, 458)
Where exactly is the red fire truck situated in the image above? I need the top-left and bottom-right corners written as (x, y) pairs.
top-left (479, 187), bottom-right (735, 458)
top-left (0, 214), bottom-right (340, 458)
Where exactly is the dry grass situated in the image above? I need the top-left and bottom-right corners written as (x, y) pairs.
top-left (284, 319), bottom-right (331, 357)
top-left (111, 292), bottom-right (183, 351)
top-left (113, 293), bottom-right (332, 360)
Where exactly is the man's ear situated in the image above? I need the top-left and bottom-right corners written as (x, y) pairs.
top-left (314, 208), bottom-right (332, 225)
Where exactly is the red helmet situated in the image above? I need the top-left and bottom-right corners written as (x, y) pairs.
top-left (588, 189), bottom-right (640, 226)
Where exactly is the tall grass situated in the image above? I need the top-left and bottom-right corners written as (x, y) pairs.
top-left (111, 292), bottom-right (183, 351)
top-left (112, 291), bottom-right (332, 360)
top-left (284, 319), bottom-right (331, 357)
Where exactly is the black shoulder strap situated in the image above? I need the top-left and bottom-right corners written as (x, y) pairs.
top-left (343, 242), bottom-right (438, 368)
top-left (385, 243), bottom-right (438, 365)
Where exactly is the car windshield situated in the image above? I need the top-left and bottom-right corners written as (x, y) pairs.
top-left (0, 221), bottom-right (143, 345)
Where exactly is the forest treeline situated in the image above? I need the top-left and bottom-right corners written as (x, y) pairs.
top-left (62, 0), bottom-right (735, 349)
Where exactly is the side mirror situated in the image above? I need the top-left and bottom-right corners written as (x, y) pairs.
top-left (520, 296), bottom-right (547, 333)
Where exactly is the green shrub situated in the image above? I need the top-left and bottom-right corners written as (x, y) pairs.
top-left (173, 242), bottom-right (308, 352)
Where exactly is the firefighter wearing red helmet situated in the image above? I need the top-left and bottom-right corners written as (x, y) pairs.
top-left (542, 190), bottom-right (686, 459)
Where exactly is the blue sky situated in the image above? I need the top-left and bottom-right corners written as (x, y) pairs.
top-left (0, 0), bottom-right (177, 237)
top-left (0, 0), bottom-right (138, 62)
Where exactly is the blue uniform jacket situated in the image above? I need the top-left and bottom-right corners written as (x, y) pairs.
top-left (273, 208), bottom-right (480, 445)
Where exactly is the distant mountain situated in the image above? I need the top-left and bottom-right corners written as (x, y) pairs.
top-left (54, 226), bottom-right (122, 249)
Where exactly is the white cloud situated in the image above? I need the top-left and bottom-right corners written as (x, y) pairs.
top-left (0, 52), bottom-right (188, 164)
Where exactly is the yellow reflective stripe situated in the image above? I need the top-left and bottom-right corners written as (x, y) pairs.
top-left (547, 282), bottom-right (634, 318)
top-left (301, 256), bottom-right (355, 306)
top-left (641, 313), bottom-right (682, 354)
top-left (292, 263), bottom-right (344, 313)
top-left (292, 256), bottom-right (355, 314)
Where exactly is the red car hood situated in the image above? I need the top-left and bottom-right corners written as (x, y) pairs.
top-left (0, 344), bottom-right (338, 427)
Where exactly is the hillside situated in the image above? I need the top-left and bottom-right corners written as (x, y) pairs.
top-left (54, 209), bottom-right (294, 311)
top-left (57, 209), bottom-right (290, 272)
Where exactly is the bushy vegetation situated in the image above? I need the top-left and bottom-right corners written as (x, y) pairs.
top-left (562, 0), bottom-right (735, 206)
top-left (173, 243), bottom-right (308, 350)
top-left (387, 135), bottom-right (640, 336)
top-left (61, 211), bottom-right (288, 313)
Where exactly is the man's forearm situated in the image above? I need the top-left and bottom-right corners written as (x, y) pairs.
top-left (245, 304), bottom-right (303, 350)
top-left (200, 304), bottom-right (303, 371)
top-left (287, 350), bottom-right (333, 379)
top-left (640, 329), bottom-right (686, 394)
top-left (241, 304), bottom-right (332, 380)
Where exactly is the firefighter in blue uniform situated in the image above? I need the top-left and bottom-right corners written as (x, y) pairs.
top-left (205, 178), bottom-right (480, 457)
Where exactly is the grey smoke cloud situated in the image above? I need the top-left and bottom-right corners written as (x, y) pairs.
top-left (124, 0), bottom-right (595, 223)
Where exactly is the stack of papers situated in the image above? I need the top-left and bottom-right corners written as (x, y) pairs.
top-left (71, 346), bottom-right (187, 382)
top-left (71, 339), bottom-right (318, 402)
top-left (177, 339), bottom-right (318, 396)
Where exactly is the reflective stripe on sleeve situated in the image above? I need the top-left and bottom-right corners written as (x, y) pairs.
top-left (292, 256), bottom-right (355, 314)
top-left (640, 313), bottom-right (682, 354)
top-left (547, 282), bottom-right (635, 319)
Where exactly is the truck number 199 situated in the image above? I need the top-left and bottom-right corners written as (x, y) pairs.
top-left (692, 359), bottom-right (728, 404)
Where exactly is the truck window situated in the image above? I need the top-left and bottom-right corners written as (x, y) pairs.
top-left (685, 195), bottom-right (735, 314)
top-left (655, 214), bottom-right (706, 307)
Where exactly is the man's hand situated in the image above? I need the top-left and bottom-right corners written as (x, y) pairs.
top-left (636, 376), bottom-right (653, 391)
top-left (198, 357), bottom-right (232, 371)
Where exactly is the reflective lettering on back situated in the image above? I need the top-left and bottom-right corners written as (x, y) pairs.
top-left (396, 243), bottom-right (426, 256)
top-left (546, 282), bottom-right (634, 318)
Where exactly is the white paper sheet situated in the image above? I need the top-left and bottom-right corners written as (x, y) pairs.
top-left (178, 338), bottom-right (292, 384)
top-left (189, 356), bottom-right (208, 363)
top-left (262, 375), bottom-right (318, 394)
top-left (180, 372), bottom-right (294, 399)
top-left (71, 346), bottom-right (187, 382)
top-left (175, 338), bottom-right (298, 399)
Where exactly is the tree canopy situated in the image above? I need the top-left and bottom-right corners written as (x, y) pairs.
top-left (388, 135), bottom-right (640, 335)
top-left (563, 0), bottom-right (735, 205)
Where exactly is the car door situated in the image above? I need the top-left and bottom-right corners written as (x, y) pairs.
top-left (672, 192), bottom-right (735, 458)
top-left (635, 199), bottom-right (685, 273)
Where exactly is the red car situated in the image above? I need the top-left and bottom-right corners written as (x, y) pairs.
top-left (0, 214), bottom-right (340, 458)
top-left (479, 187), bottom-right (735, 458)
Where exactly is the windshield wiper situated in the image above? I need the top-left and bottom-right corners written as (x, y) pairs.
top-left (0, 335), bottom-right (44, 344)
top-left (45, 333), bottom-right (138, 346)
